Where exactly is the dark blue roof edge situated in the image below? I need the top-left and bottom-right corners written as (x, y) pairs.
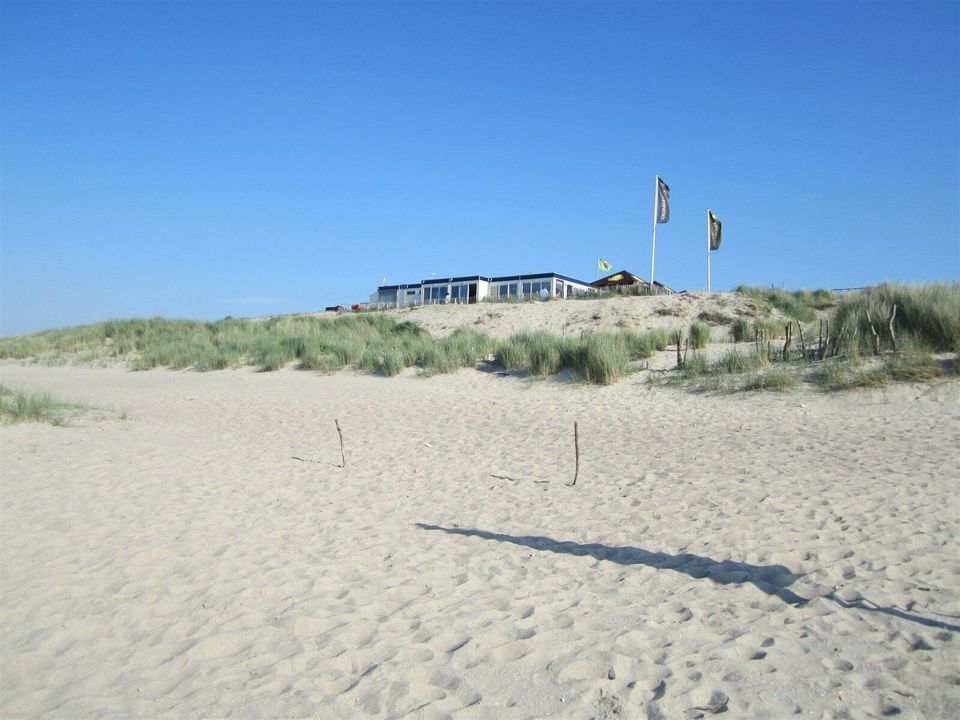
top-left (489, 272), bottom-right (592, 285)
top-left (420, 275), bottom-right (492, 285)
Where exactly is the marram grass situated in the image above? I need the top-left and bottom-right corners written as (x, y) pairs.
top-left (2, 283), bottom-right (955, 390)
top-left (0, 384), bottom-right (89, 425)
top-left (830, 283), bottom-right (960, 354)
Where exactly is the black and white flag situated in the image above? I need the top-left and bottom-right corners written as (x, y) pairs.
top-left (656, 177), bottom-right (670, 224)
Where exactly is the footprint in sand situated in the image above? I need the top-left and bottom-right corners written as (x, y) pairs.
top-left (432, 633), bottom-right (471, 654)
top-left (428, 671), bottom-right (482, 707)
top-left (395, 646), bottom-right (434, 664)
top-left (516, 605), bottom-right (535, 619)
top-left (822, 657), bottom-right (854, 672)
top-left (491, 641), bottom-right (529, 662)
top-left (515, 626), bottom-right (536, 640)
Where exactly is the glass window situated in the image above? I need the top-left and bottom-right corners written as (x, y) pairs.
top-left (523, 280), bottom-right (551, 297)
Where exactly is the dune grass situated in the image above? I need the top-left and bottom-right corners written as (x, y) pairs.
top-left (730, 318), bottom-right (751, 342)
top-left (492, 328), bottom-right (666, 384)
top-left (0, 313), bottom-right (496, 379)
top-left (735, 286), bottom-right (836, 322)
top-left (0, 385), bottom-right (91, 425)
top-left (2, 283), bottom-right (955, 391)
top-left (421, 328), bottom-right (494, 375)
top-left (814, 348), bottom-right (943, 390)
top-left (829, 283), bottom-right (960, 355)
top-left (565, 333), bottom-right (630, 385)
top-left (688, 321), bottom-right (711, 350)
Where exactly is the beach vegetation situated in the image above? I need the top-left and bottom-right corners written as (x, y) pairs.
top-left (688, 321), bottom-right (711, 349)
top-left (565, 332), bottom-right (630, 384)
top-left (829, 283), bottom-right (960, 355)
top-left (422, 328), bottom-right (494, 375)
top-left (0, 385), bottom-right (90, 425)
top-left (618, 329), bottom-right (657, 360)
top-left (492, 330), bottom-right (633, 384)
top-left (738, 367), bottom-right (800, 391)
top-left (814, 347), bottom-right (943, 390)
top-left (735, 285), bottom-right (835, 322)
top-left (2, 283), bottom-right (955, 392)
top-left (730, 317), bottom-right (751, 342)
top-left (754, 317), bottom-right (787, 339)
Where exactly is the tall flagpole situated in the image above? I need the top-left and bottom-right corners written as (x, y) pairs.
top-left (650, 174), bottom-right (659, 294)
top-left (706, 209), bottom-right (712, 293)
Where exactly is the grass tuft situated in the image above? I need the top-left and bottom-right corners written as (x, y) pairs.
top-left (830, 284), bottom-right (960, 354)
top-left (688, 321), bottom-right (711, 350)
top-left (730, 318), bottom-right (751, 343)
top-left (0, 384), bottom-right (89, 425)
top-left (735, 286), bottom-right (835, 322)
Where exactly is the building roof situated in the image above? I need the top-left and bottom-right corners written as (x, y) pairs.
top-left (592, 270), bottom-right (674, 293)
top-left (488, 272), bottom-right (592, 285)
top-left (377, 271), bottom-right (592, 292)
top-left (420, 275), bottom-right (491, 286)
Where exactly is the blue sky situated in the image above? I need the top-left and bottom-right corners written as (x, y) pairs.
top-left (2, 0), bottom-right (957, 336)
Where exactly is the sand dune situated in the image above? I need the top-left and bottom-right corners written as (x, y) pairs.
top-left (1, 358), bottom-right (958, 718)
top-left (317, 292), bottom-right (779, 340)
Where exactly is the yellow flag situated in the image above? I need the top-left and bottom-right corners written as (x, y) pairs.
top-left (598, 258), bottom-right (613, 272)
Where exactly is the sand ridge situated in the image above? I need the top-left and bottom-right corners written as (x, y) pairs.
top-left (1, 363), bottom-right (958, 718)
top-left (310, 292), bottom-right (777, 340)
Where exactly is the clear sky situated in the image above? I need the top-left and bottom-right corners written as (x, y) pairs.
top-left (1, 0), bottom-right (957, 336)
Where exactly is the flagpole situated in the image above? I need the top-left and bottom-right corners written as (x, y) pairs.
top-left (706, 209), bottom-right (712, 293)
top-left (650, 174), bottom-right (659, 294)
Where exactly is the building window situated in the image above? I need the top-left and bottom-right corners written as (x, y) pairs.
top-left (522, 280), bottom-right (551, 298)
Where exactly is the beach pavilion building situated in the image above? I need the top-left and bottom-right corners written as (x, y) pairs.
top-left (592, 269), bottom-right (675, 294)
top-left (369, 272), bottom-right (595, 308)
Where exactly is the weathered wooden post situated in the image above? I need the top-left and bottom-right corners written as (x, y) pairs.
top-left (865, 310), bottom-right (881, 356)
top-left (888, 304), bottom-right (898, 352)
top-left (572, 421), bottom-right (580, 486)
top-left (335, 418), bottom-right (346, 468)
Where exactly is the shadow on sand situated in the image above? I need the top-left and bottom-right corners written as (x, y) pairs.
top-left (416, 523), bottom-right (960, 632)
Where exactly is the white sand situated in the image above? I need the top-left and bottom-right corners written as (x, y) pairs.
top-left (2, 342), bottom-right (959, 718)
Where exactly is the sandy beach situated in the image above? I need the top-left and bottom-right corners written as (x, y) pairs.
top-left (2, 333), bottom-right (958, 719)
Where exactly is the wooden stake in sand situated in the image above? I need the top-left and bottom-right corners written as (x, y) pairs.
top-left (888, 304), bottom-right (898, 352)
top-left (335, 418), bottom-right (346, 468)
top-left (572, 421), bottom-right (580, 486)
top-left (865, 310), bottom-right (881, 356)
